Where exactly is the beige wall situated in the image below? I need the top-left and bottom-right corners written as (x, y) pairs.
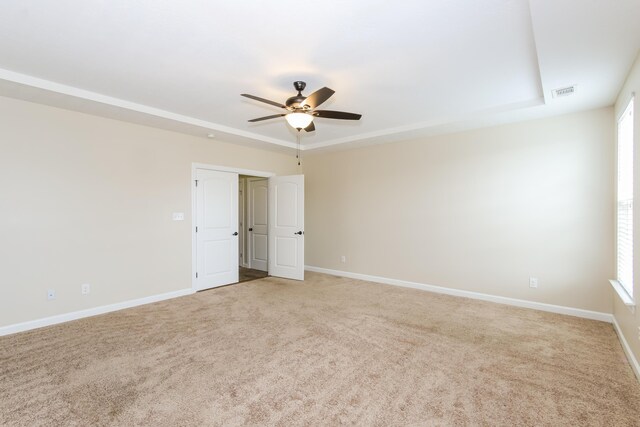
top-left (304, 108), bottom-right (615, 313)
top-left (0, 96), bottom-right (297, 327)
top-left (0, 89), bottom-right (621, 333)
top-left (613, 52), bottom-right (640, 365)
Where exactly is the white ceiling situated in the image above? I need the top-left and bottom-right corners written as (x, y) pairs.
top-left (0, 0), bottom-right (638, 152)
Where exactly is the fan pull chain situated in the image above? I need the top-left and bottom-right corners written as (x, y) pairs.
top-left (296, 130), bottom-right (301, 166)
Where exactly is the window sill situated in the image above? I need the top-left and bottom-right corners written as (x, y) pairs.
top-left (609, 280), bottom-right (636, 312)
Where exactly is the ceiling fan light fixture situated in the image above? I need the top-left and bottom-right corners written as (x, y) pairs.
top-left (285, 112), bottom-right (313, 130)
top-left (242, 82), bottom-right (361, 132)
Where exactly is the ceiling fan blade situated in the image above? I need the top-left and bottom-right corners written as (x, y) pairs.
top-left (304, 121), bottom-right (316, 132)
top-left (301, 87), bottom-right (335, 109)
top-left (313, 110), bottom-right (362, 120)
top-left (248, 114), bottom-right (286, 122)
top-left (241, 94), bottom-right (286, 109)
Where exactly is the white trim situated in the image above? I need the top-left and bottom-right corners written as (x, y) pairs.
top-left (609, 279), bottom-right (636, 309)
top-left (0, 288), bottom-right (194, 337)
top-left (302, 97), bottom-right (545, 151)
top-left (191, 163), bottom-right (275, 291)
top-left (305, 265), bottom-right (613, 323)
top-left (616, 92), bottom-right (635, 121)
top-left (0, 68), bottom-right (544, 154)
top-left (191, 163), bottom-right (275, 178)
top-left (0, 68), bottom-right (298, 150)
top-left (612, 316), bottom-right (640, 382)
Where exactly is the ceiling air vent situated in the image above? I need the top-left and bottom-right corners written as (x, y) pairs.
top-left (552, 85), bottom-right (577, 98)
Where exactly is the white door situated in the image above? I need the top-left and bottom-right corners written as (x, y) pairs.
top-left (238, 179), bottom-right (245, 267)
top-left (268, 175), bottom-right (304, 280)
top-left (248, 178), bottom-right (268, 271)
top-left (195, 169), bottom-right (239, 290)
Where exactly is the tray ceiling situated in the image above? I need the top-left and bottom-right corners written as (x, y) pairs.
top-left (0, 0), bottom-right (638, 152)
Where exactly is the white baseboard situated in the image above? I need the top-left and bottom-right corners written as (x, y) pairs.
top-left (612, 316), bottom-right (640, 381)
top-left (0, 288), bottom-right (195, 337)
top-left (305, 265), bottom-right (613, 323)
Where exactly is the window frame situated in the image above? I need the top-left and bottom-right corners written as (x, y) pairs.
top-left (614, 95), bottom-right (635, 304)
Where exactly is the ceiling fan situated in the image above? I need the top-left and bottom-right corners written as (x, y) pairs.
top-left (241, 81), bottom-right (362, 132)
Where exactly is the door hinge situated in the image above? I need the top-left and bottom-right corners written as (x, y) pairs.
top-left (195, 226), bottom-right (198, 233)
top-left (196, 272), bottom-right (198, 278)
top-left (195, 180), bottom-right (199, 187)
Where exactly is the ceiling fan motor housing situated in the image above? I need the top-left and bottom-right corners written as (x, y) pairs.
top-left (287, 81), bottom-right (308, 109)
top-left (286, 95), bottom-right (308, 109)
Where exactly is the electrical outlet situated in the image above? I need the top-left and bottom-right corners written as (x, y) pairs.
top-left (341, 255), bottom-right (346, 263)
top-left (529, 277), bottom-right (538, 288)
top-left (47, 289), bottom-right (56, 300)
top-left (81, 283), bottom-right (91, 295)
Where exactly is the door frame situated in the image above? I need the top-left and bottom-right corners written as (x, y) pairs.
top-left (191, 163), bottom-right (274, 291)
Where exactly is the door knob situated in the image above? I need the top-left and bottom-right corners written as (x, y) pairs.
top-left (233, 232), bottom-right (238, 236)
top-left (294, 231), bottom-right (303, 235)
top-left (249, 228), bottom-right (253, 231)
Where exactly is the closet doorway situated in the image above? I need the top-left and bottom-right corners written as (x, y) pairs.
top-left (239, 176), bottom-right (268, 282)
top-left (192, 163), bottom-right (305, 292)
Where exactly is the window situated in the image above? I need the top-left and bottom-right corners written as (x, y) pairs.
top-left (616, 96), bottom-right (634, 298)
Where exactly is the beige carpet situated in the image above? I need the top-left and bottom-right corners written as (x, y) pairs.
top-left (1, 272), bottom-right (639, 426)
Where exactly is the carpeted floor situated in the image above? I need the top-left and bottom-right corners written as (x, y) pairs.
top-left (1, 272), bottom-right (639, 426)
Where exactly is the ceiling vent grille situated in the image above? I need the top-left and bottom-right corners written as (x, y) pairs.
top-left (552, 85), bottom-right (577, 98)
